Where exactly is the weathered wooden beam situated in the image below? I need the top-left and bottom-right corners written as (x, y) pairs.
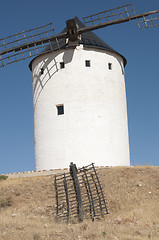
top-left (82, 175), bottom-right (93, 219)
top-left (54, 175), bottom-right (59, 217)
top-left (70, 162), bottom-right (83, 222)
top-left (92, 164), bottom-right (108, 214)
top-left (83, 167), bottom-right (96, 218)
top-left (63, 173), bottom-right (70, 223)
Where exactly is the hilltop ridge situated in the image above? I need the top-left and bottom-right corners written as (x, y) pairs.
top-left (0, 166), bottom-right (159, 240)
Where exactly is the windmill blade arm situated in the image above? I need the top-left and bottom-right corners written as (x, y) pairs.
top-left (81, 9), bottom-right (159, 34)
top-left (0, 22), bottom-right (68, 67)
top-left (0, 32), bottom-right (67, 56)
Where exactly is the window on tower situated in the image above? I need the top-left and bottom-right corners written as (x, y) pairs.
top-left (40, 68), bottom-right (44, 75)
top-left (60, 62), bottom-right (65, 69)
top-left (108, 63), bottom-right (112, 70)
top-left (56, 104), bottom-right (64, 115)
top-left (85, 60), bottom-right (91, 67)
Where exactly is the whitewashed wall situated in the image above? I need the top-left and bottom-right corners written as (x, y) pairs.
top-left (31, 45), bottom-right (130, 170)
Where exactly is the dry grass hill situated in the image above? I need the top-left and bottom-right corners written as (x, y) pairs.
top-left (0, 166), bottom-right (159, 240)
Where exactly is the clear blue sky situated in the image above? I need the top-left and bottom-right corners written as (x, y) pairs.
top-left (0, 0), bottom-right (158, 174)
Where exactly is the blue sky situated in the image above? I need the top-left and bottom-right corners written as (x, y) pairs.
top-left (0, 0), bottom-right (158, 174)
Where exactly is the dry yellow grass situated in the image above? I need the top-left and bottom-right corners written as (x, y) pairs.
top-left (0, 166), bottom-right (159, 240)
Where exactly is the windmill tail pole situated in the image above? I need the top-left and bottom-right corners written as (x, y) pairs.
top-left (78, 9), bottom-right (159, 34)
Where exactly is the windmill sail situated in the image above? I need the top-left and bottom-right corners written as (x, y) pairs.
top-left (83, 4), bottom-right (136, 26)
top-left (0, 23), bottom-right (61, 67)
top-left (137, 11), bottom-right (159, 29)
top-left (0, 3), bottom-right (158, 67)
top-left (82, 4), bottom-right (159, 32)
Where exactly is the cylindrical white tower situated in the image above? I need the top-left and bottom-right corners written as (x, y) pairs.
top-left (29, 18), bottom-right (130, 170)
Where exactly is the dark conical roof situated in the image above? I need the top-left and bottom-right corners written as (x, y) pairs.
top-left (29, 17), bottom-right (126, 70)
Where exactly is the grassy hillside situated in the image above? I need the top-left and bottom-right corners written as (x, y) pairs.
top-left (0, 166), bottom-right (159, 240)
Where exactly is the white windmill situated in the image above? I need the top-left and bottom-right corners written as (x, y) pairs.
top-left (0, 4), bottom-right (159, 170)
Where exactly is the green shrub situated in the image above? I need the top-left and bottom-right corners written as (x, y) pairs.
top-left (0, 175), bottom-right (8, 181)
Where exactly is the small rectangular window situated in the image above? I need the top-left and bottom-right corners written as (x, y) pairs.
top-left (85, 60), bottom-right (91, 67)
top-left (40, 68), bottom-right (44, 75)
top-left (60, 62), bottom-right (65, 69)
top-left (56, 104), bottom-right (64, 115)
top-left (108, 63), bottom-right (112, 70)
